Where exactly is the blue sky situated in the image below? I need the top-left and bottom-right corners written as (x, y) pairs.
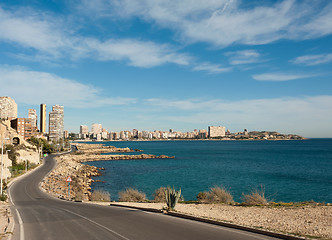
top-left (0, 0), bottom-right (332, 137)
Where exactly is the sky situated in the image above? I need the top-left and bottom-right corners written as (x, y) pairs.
top-left (0, 0), bottom-right (332, 138)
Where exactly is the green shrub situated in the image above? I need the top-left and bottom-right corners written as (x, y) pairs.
top-left (242, 186), bottom-right (268, 206)
top-left (153, 187), bottom-right (166, 203)
top-left (91, 190), bottom-right (110, 202)
top-left (165, 186), bottom-right (181, 210)
top-left (118, 188), bottom-right (146, 202)
top-left (0, 193), bottom-right (7, 201)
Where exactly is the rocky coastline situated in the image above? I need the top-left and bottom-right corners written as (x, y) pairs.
top-left (41, 143), bottom-right (174, 201)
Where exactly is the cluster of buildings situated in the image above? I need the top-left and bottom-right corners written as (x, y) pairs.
top-left (78, 124), bottom-right (227, 141)
top-left (0, 96), bottom-right (65, 142)
top-left (77, 124), bottom-right (304, 141)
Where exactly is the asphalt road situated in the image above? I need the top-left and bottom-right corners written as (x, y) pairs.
top-left (8, 154), bottom-right (282, 240)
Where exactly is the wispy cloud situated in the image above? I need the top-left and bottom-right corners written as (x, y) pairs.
top-left (252, 73), bottom-right (314, 81)
top-left (291, 53), bottom-right (332, 66)
top-left (225, 50), bottom-right (261, 65)
top-left (79, 0), bottom-right (332, 47)
top-left (144, 96), bottom-right (332, 137)
top-left (0, 7), bottom-right (191, 68)
top-left (0, 65), bottom-right (136, 108)
top-left (193, 62), bottom-right (231, 74)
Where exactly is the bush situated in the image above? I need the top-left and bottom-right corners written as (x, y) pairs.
top-left (75, 192), bottom-right (84, 202)
top-left (153, 187), bottom-right (166, 203)
top-left (118, 188), bottom-right (146, 202)
top-left (242, 186), bottom-right (268, 206)
top-left (0, 193), bottom-right (7, 201)
top-left (91, 190), bottom-right (111, 202)
top-left (196, 192), bottom-right (208, 203)
top-left (197, 186), bottom-right (234, 204)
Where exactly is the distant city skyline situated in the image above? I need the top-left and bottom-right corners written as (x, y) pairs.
top-left (0, 1), bottom-right (332, 138)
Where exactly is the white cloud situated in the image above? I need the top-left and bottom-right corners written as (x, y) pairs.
top-left (144, 96), bottom-right (332, 137)
top-left (82, 0), bottom-right (332, 47)
top-left (225, 49), bottom-right (261, 65)
top-left (291, 53), bottom-right (332, 66)
top-left (83, 38), bottom-right (191, 68)
top-left (252, 73), bottom-right (314, 81)
top-left (193, 62), bottom-right (231, 74)
top-left (0, 7), bottom-right (191, 68)
top-left (0, 66), bottom-right (136, 108)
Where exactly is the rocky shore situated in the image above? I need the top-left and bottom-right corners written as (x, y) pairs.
top-left (41, 143), bottom-right (174, 201)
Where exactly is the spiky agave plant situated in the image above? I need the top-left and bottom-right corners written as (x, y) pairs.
top-left (164, 186), bottom-right (181, 211)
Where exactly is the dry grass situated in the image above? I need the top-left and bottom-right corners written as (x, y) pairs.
top-left (91, 190), bottom-right (111, 202)
top-left (153, 187), bottom-right (166, 203)
top-left (118, 188), bottom-right (146, 202)
top-left (197, 186), bottom-right (234, 204)
top-left (242, 186), bottom-right (268, 206)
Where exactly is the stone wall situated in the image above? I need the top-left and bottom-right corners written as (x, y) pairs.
top-left (17, 149), bottom-right (40, 165)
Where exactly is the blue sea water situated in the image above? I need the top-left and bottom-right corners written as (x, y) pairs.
top-left (85, 139), bottom-right (332, 203)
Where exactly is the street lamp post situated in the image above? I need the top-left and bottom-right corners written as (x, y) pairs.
top-left (1, 136), bottom-right (10, 196)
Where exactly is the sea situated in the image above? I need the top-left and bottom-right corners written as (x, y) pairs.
top-left (84, 139), bottom-right (332, 203)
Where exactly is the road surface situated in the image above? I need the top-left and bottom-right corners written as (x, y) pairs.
top-left (8, 154), bottom-right (282, 240)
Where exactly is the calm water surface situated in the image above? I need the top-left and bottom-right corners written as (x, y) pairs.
top-left (84, 139), bottom-right (332, 202)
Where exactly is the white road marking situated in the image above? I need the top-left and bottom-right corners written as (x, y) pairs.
top-left (8, 182), bottom-right (25, 240)
top-left (62, 208), bottom-right (130, 240)
top-left (15, 209), bottom-right (25, 240)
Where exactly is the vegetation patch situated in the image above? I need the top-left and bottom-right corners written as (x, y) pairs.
top-left (118, 188), bottom-right (146, 202)
top-left (197, 186), bottom-right (234, 204)
top-left (91, 190), bottom-right (111, 202)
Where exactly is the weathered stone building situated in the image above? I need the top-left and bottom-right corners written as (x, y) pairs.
top-left (0, 96), bottom-right (17, 120)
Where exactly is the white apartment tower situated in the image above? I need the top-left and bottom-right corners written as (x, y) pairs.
top-left (80, 125), bottom-right (89, 138)
top-left (48, 105), bottom-right (64, 141)
top-left (28, 109), bottom-right (37, 130)
top-left (91, 123), bottom-right (102, 135)
top-left (208, 126), bottom-right (226, 138)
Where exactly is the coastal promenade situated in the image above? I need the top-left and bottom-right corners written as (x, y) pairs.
top-left (8, 153), bottom-right (282, 240)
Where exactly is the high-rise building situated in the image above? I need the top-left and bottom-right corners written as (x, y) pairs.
top-left (0, 96), bottom-right (17, 120)
top-left (11, 118), bottom-right (33, 140)
top-left (40, 104), bottom-right (46, 133)
top-left (28, 109), bottom-right (37, 130)
top-left (48, 105), bottom-right (64, 141)
top-left (91, 123), bottom-right (102, 135)
top-left (80, 125), bottom-right (89, 138)
top-left (208, 126), bottom-right (226, 138)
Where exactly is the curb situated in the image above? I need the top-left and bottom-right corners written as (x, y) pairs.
top-left (110, 204), bottom-right (305, 240)
top-left (4, 207), bottom-right (14, 240)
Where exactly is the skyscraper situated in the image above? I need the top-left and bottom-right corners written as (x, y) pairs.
top-left (80, 125), bottom-right (89, 138)
top-left (28, 109), bottom-right (37, 130)
top-left (91, 123), bottom-right (102, 135)
top-left (0, 96), bottom-right (17, 120)
top-left (48, 105), bottom-right (64, 141)
top-left (40, 104), bottom-right (46, 133)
